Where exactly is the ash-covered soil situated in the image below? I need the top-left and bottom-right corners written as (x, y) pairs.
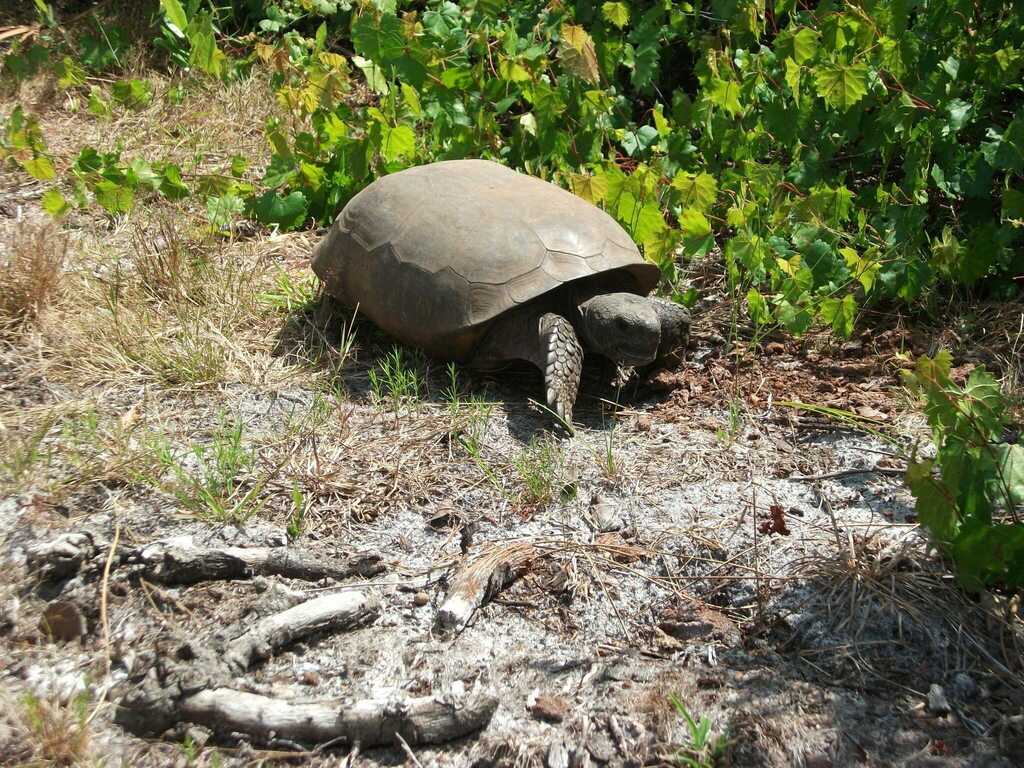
top-left (2, 301), bottom-right (1022, 768)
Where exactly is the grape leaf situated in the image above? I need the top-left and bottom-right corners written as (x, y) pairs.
top-left (206, 193), bottom-right (245, 228)
top-left (566, 172), bottom-right (608, 204)
top-left (254, 190), bottom-right (309, 229)
top-left (620, 125), bottom-right (659, 156)
top-left (41, 188), bottom-right (71, 218)
top-left (602, 2), bottom-right (629, 28)
top-left (558, 24), bottom-right (599, 85)
top-left (22, 156), bottom-right (55, 181)
top-left (708, 78), bottom-right (743, 115)
top-left (94, 180), bottom-right (134, 214)
top-left (814, 61), bottom-right (869, 110)
top-left (351, 11), bottom-right (405, 62)
top-left (819, 294), bottom-right (856, 337)
top-left (670, 172), bottom-right (717, 212)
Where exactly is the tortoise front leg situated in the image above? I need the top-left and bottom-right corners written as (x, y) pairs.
top-left (474, 309), bottom-right (583, 424)
top-left (540, 313), bottom-right (583, 424)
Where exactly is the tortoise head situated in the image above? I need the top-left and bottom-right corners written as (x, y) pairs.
top-left (577, 292), bottom-right (662, 367)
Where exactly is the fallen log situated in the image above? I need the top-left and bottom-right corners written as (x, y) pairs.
top-left (224, 590), bottom-right (380, 673)
top-left (435, 542), bottom-right (538, 631)
top-left (133, 537), bottom-right (385, 584)
top-left (179, 688), bottom-right (499, 747)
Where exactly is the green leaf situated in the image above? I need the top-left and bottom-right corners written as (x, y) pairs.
top-left (819, 294), bottom-right (857, 338)
top-left (708, 77), bottom-right (743, 115)
top-left (620, 125), bottom-right (659, 157)
top-left (87, 87), bottom-right (111, 119)
top-left (747, 289), bottom-right (769, 325)
top-left (230, 155), bottom-right (248, 178)
top-left (41, 187), bottom-right (71, 218)
top-left (54, 56), bottom-right (85, 88)
top-left (352, 55), bottom-right (389, 95)
top-left (158, 163), bottom-right (190, 199)
top-left (351, 11), bottom-right (405, 62)
top-left (678, 208), bottom-right (714, 257)
top-left (784, 58), bottom-right (802, 103)
top-left (616, 194), bottom-right (666, 244)
top-left (670, 172), bottom-right (717, 212)
top-left (188, 27), bottom-right (225, 77)
top-left (814, 61), bottom-right (869, 110)
top-left (791, 28), bottom-right (819, 64)
top-left (379, 124), bottom-right (416, 162)
top-left (961, 367), bottom-right (1006, 441)
top-left (1002, 187), bottom-right (1024, 225)
top-left (111, 79), bottom-right (153, 110)
top-left (776, 299), bottom-right (813, 335)
top-left (94, 180), bottom-right (134, 214)
top-left (127, 157), bottom-right (160, 190)
top-left (994, 444), bottom-right (1024, 510)
top-left (254, 190), bottom-right (308, 229)
top-left (159, 0), bottom-right (188, 33)
top-left (601, 2), bottom-right (629, 29)
top-left (558, 23), bottom-right (599, 85)
top-left (400, 82), bottom-right (422, 118)
top-left (566, 172), bottom-right (608, 205)
top-left (79, 27), bottom-right (129, 71)
top-left (206, 193), bottom-right (245, 228)
top-left (22, 155), bottom-right (56, 181)
top-left (262, 154), bottom-right (296, 189)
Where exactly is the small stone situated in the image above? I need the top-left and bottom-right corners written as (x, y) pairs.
top-left (927, 684), bottom-right (951, 715)
top-left (412, 591), bottom-right (430, 606)
top-left (803, 752), bottom-right (832, 768)
top-left (585, 730), bottom-right (617, 763)
top-left (531, 695), bottom-right (570, 723)
top-left (302, 670), bottom-right (321, 686)
top-left (547, 739), bottom-right (569, 768)
top-left (948, 672), bottom-right (978, 702)
top-left (427, 503), bottom-right (459, 529)
top-left (183, 725), bottom-right (211, 748)
top-left (586, 495), bottom-right (622, 532)
top-left (39, 600), bottom-right (87, 641)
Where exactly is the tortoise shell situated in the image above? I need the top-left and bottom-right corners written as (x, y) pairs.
top-left (311, 159), bottom-right (659, 362)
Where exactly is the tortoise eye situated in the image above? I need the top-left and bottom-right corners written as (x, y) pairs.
top-left (616, 317), bottom-right (630, 332)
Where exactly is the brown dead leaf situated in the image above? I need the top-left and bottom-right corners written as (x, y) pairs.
top-left (758, 504), bottom-right (790, 536)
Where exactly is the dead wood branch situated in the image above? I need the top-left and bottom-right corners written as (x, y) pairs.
top-left (224, 591), bottom-right (380, 673)
top-left (435, 542), bottom-right (538, 631)
top-left (133, 537), bottom-right (385, 584)
top-left (179, 688), bottom-right (499, 747)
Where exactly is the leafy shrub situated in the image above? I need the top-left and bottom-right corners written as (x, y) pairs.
top-left (904, 352), bottom-right (1024, 591)
top-left (3, 0), bottom-right (1023, 331)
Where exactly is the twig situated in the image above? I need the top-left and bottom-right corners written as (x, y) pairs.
top-left (789, 467), bottom-right (905, 481)
top-left (99, 521), bottom-right (121, 677)
top-left (395, 732), bottom-right (424, 768)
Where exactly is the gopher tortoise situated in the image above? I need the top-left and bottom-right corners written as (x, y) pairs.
top-left (312, 159), bottom-right (690, 423)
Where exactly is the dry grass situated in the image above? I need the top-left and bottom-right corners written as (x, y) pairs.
top-left (790, 536), bottom-right (1024, 698)
top-left (0, 217), bottom-right (67, 334)
top-left (0, 685), bottom-right (96, 767)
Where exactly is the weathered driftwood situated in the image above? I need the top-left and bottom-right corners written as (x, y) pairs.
top-left (435, 542), bottom-right (538, 631)
top-left (179, 688), bottom-right (499, 747)
top-left (133, 537), bottom-right (386, 584)
top-left (224, 591), bottom-right (380, 673)
top-left (25, 532), bottom-right (102, 580)
top-left (116, 587), bottom-right (499, 748)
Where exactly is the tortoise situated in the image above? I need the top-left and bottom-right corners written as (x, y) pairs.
top-left (311, 159), bottom-right (690, 423)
